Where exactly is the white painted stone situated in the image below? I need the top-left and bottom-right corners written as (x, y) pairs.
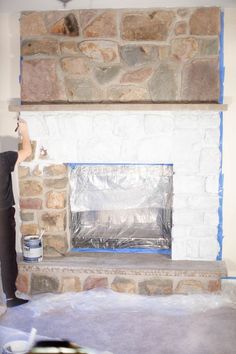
top-left (171, 225), bottom-right (191, 239)
top-left (174, 176), bottom-right (205, 194)
top-left (173, 153), bottom-right (200, 175)
top-left (200, 148), bottom-right (221, 175)
top-left (113, 114), bottom-right (145, 138)
top-left (173, 210), bottom-right (204, 225)
top-left (137, 135), bottom-right (173, 163)
top-left (144, 114), bottom-right (174, 134)
top-left (205, 176), bottom-right (219, 193)
top-left (188, 195), bottom-right (219, 210)
top-left (171, 239), bottom-right (186, 260)
top-left (204, 211), bottom-right (219, 226)
top-left (199, 238), bottom-right (220, 260)
top-left (173, 113), bottom-right (199, 129)
top-left (186, 239), bottom-right (199, 258)
top-left (204, 129), bottom-right (220, 147)
top-left (93, 113), bottom-right (115, 137)
top-left (198, 113), bottom-right (220, 129)
top-left (172, 195), bottom-right (189, 209)
top-left (190, 226), bottom-right (217, 238)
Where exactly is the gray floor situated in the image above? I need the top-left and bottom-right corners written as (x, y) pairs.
top-left (1, 286), bottom-right (236, 354)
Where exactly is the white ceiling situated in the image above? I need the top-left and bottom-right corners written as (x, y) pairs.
top-left (0, 0), bottom-right (236, 12)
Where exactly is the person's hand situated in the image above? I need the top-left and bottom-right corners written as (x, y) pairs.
top-left (18, 119), bottom-right (29, 136)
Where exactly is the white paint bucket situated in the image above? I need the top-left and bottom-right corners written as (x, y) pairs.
top-left (2, 340), bottom-right (29, 354)
top-left (23, 235), bottom-right (43, 263)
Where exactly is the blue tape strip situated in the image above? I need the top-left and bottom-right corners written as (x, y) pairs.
top-left (71, 248), bottom-right (171, 255)
top-left (217, 112), bottom-right (224, 261)
top-left (221, 276), bottom-right (236, 280)
top-left (67, 163), bottom-right (173, 168)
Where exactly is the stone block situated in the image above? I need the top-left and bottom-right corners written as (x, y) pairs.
top-left (159, 46), bottom-right (170, 61)
top-left (121, 67), bottom-right (153, 84)
top-left (79, 10), bottom-right (98, 29)
top-left (120, 45), bottom-right (158, 66)
top-left (177, 8), bottom-right (189, 17)
top-left (20, 223), bottom-right (38, 236)
top-left (206, 176), bottom-right (219, 193)
top-left (204, 211), bottom-right (219, 226)
top-left (43, 234), bottom-right (68, 257)
top-left (190, 226), bottom-right (217, 239)
top-left (199, 38), bottom-right (219, 56)
top-left (65, 78), bottom-right (104, 102)
top-left (20, 212), bottom-right (35, 222)
top-left (108, 86), bottom-right (149, 102)
top-left (43, 177), bottom-right (68, 189)
top-left (199, 238), bottom-right (220, 260)
top-left (171, 225), bottom-right (191, 239)
top-left (20, 180), bottom-right (43, 197)
top-left (186, 239), bottom-right (199, 258)
top-left (16, 273), bottom-right (30, 294)
top-left (60, 41), bottom-right (79, 55)
top-left (18, 166), bottom-right (30, 179)
top-left (174, 21), bottom-right (187, 35)
top-left (139, 278), bottom-right (173, 295)
top-left (173, 210), bottom-right (204, 226)
top-left (20, 198), bottom-right (42, 210)
top-left (31, 274), bottom-right (60, 294)
top-left (20, 12), bottom-right (47, 38)
top-left (83, 11), bottom-right (117, 38)
top-left (78, 40), bottom-right (120, 63)
top-left (171, 38), bottom-right (199, 61)
top-left (32, 166), bottom-right (43, 177)
top-left (172, 195), bottom-right (188, 209)
top-left (204, 129), bottom-right (220, 147)
top-left (61, 277), bottom-right (81, 292)
top-left (188, 195), bottom-right (219, 210)
top-left (40, 211), bottom-right (66, 233)
top-left (200, 148), bottom-right (221, 175)
top-left (94, 65), bottom-right (121, 85)
top-left (144, 114), bottom-right (174, 134)
top-left (61, 57), bottom-right (90, 75)
top-left (136, 136), bottom-right (172, 163)
top-left (111, 277), bottom-right (136, 294)
top-left (208, 280), bottom-right (221, 293)
top-left (46, 191), bottom-right (66, 209)
top-left (21, 39), bottom-right (60, 56)
top-left (50, 13), bottom-right (79, 36)
top-left (121, 11), bottom-right (175, 41)
top-left (172, 239), bottom-right (186, 260)
top-left (198, 113), bottom-right (220, 129)
top-left (190, 7), bottom-right (220, 35)
top-left (175, 279), bottom-right (205, 294)
top-left (113, 114), bottom-right (143, 138)
top-left (83, 276), bottom-right (108, 290)
top-left (174, 176), bottom-right (205, 194)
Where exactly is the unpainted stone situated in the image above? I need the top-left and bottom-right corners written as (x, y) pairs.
top-left (20, 223), bottom-right (38, 236)
top-left (177, 8), bottom-right (189, 18)
top-left (16, 273), bottom-right (30, 294)
top-left (43, 177), bottom-right (68, 189)
top-left (83, 11), bottom-right (117, 38)
top-left (20, 12), bottom-right (47, 38)
top-left (78, 40), bottom-right (120, 63)
top-left (43, 234), bottom-right (68, 256)
top-left (139, 278), bottom-right (173, 295)
top-left (18, 166), bottom-right (30, 179)
top-left (121, 67), bottom-right (153, 83)
top-left (61, 57), bottom-right (90, 76)
top-left (148, 62), bottom-right (179, 101)
top-left (18, 141), bottom-right (36, 162)
top-left (65, 79), bottom-right (104, 102)
top-left (21, 59), bottom-right (66, 102)
top-left (31, 274), bottom-right (60, 294)
top-left (121, 11), bottom-right (175, 41)
top-left (50, 13), bottom-right (79, 36)
top-left (174, 21), bottom-right (188, 36)
top-left (21, 39), bottom-right (60, 56)
top-left (19, 180), bottom-right (43, 197)
top-left (20, 211), bottom-right (34, 222)
top-left (32, 165), bottom-right (43, 177)
top-left (60, 41), bottom-right (79, 55)
top-left (175, 279), bottom-right (205, 294)
top-left (40, 211), bottom-right (66, 232)
top-left (83, 276), bottom-right (108, 290)
top-left (208, 279), bottom-right (221, 292)
top-left (20, 198), bottom-right (42, 209)
top-left (61, 277), bottom-right (81, 292)
top-left (79, 10), bottom-right (98, 29)
top-left (159, 46), bottom-right (170, 61)
top-left (120, 45), bottom-right (158, 67)
top-left (108, 86), bottom-right (149, 102)
top-left (190, 7), bottom-right (220, 35)
top-left (94, 65), bottom-right (121, 85)
top-left (171, 38), bottom-right (199, 61)
top-left (111, 277), bottom-right (136, 294)
top-left (43, 164), bottom-right (67, 177)
top-left (46, 191), bottom-right (66, 209)
top-left (199, 38), bottom-right (219, 56)
top-left (181, 59), bottom-right (219, 102)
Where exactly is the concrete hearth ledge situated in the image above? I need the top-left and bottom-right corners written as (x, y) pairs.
top-left (9, 102), bottom-right (228, 112)
top-left (17, 253), bottom-right (227, 296)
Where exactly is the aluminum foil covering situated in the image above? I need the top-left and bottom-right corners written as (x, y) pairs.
top-left (69, 165), bottom-right (173, 249)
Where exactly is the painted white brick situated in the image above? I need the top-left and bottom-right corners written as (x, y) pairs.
top-left (204, 129), bottom-right (220, 147)
top-left (205, 176), bottom-right (219, 193)
top-left (144, 114), bottom-right (174, 134)
top-left (200, 148), bottom-right (221, 175)
top-left (137, 135), bottom-right (173, 163)
top-left (173, 113), bottom-right (199, 129)
top-left (190, 226), bottom-right (217, 238)
top-left (171, 225), bottom-right (191, 239)
top-left (186, 239), bottom-right (199, 258)
top-left (173, 210), bottom-right (204, 225)
top-left (113, 114), bottom-right (144, 138)
top-left (172, 195), bottom-right (189, 209)
top-left (188, 195), bottom-right (219, 210)
top-left (174, 176), bottom-right (205, 194)
top-left (173, 129), bottom-right (204, 154)
top-left (199, 238), bottom-right (220, 260)
top-left (93, 113), bottom-right (114, 137)
top-left (204, 211), bottom-right (219, 226)
top-left (173, 152), bottom-right (200, 174)
top-left (197, 112), bottom-right (220, 129)
top-left (171, 239), bottom-right (186, 260)
top-left (23, 115), bottom-right (49, 138)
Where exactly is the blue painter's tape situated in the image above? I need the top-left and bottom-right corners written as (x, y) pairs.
top-left (67, 162), bottom-right (174, 169)
top-left (71, 248), bottom-right (171, 255)
top-left (221, 276), bottom-right (236, 280)
top-left (217, 112), bottom-right (224, 261)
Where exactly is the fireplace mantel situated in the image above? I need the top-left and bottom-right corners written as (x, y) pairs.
top-left (9, 102), bottom-right (228, 112)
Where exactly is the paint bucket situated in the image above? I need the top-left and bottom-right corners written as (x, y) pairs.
top-left (2, 340), bottom-right (29, 354)
top-left (23, 235), bottom-right (43, 263)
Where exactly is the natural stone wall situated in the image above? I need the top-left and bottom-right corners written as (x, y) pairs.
top-left (20, 7), bottom-right (221, 103)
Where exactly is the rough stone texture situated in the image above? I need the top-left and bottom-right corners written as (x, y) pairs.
top-left (79, 10), bottom-right (98, 29)
top-left (21, 39), bottom-right (60, 56)
top-left (31, 274), bottom-right (60, 294)
top-left (21, 59), bottom-right (67, 102)
top-left (190, 8), bottom-right (220, 35)
top-left (83, 276), bottom-right (108, 290)
top-left (83, 11), bottom-right (117, 38)
top-left (199, 38), bottom-right (219, 56)
top-left (20, 12), bottom-right (47, 38)
top-left (43, 177), bottom-right (68, 189)
top-left (171, 38), bottom-right (199, 61)
top-left (61, 277), bottom-right (81, 292)
top-left (121, 11), bottom-right (175, 41)
top-left (174, 21), bottom-right (188, 35)
top-left (208, 279), bottom-right (221, 292)
top-left (20, 198), bottom-right (42, 209)
top-left (65, 79), bottom-right (104, 102)
top-left (181, 59), bottom-right (219, 102)
top-left (43, 234), bottom-right (68, 256)
top-left (20, 223), bottom-right (38, 235)
top-left (120, 45), bottom-right (158, 67)
top-left (111, 277), bottom-right (136, 294)
top-left (18, 166), bottom-right (30, 179)
top-left (39, 211), bottom-right (66, 233)
top-left (177, 8), bottom-right (189, 17)
top-left (32, 166), bottom-right (43, 177)
top-left (61, 57), bottom-right (90, 76)
top-left (60, 41), bottom-right (79, 55)
top-left (108, 86), bottom-right (149, 102)
top-left (175, 279), bottom-right (205, 294)
top-left (121, 67), bottom-right (153, 83)
top-left (20, 211), bottom-right (34, 222)
top-left (139, 279), bottom-right (173, 295)
top-left (94, 65), bottom-right (121, 85)
top-left (19, 180), bottom-right (43, 197)
top-left (46, 191), bottom-right (66, 209)
top-left (78, 41), bottom-right (120, 63)
top-left (50, 13), bottom-right (79, 36)
top-left (16, 273), bottom-right (30, 294)
top-left (149, 62), bottom-right (179, 101)
top-left (159, 46), bottom-right (170, 61)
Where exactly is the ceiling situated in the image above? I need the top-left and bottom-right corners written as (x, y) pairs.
top-left (0, 0), bottom-right (236, 12)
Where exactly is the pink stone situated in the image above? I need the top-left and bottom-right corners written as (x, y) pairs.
top-left (78, 40), bottom-right (119, 63)
top-left (19, 180), bottom-right (43, 197)
top-left (83, 11), bottom-right (117, 38)
top-left (79, 10), bottom-right (98, 29)
top-left (121, 67), bottom-right (153, 83)
top-left (83, 276), bottom-right (108, 290)
top-left (190, 7), bottom-right (220, 35)
top-left (20, 12), bottom-right (47, 38)
top-left (171, 38), bottom-right (199, 61)
top-left (61, 57), bottom-right (90, 75)
top-left (20, 198), bottom-right (42, 210)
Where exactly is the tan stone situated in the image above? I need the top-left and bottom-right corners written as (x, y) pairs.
top-left (83, 11), bottom-right (117, 38)
top-left (60, 41), bottom-right (79, 55)
top-left (171, 38), bottom-right (199, 61)
top-left (21, 59), bottom-right (67, 103)
top-left (83, 276), bottom-right (108, 290)
top-left (40, 211), bottom-right (66, 232)
top-left (50, 13), bottom-right (79, 36)
top-left (21, 39), bottom-right (59, 56)
top-left (61, 57), bottom-right (90, 75)
top-left (121, 67), bottom-right (153, 84)
top-left (46, 191), bottom-right (66, 209)
top-left (175, 279), bottom-right (205, 294)
top-left (20, 12), bottom-right (47, 38)
top-left (79, 10), bottom-right (98, 29)
top-left (31, 274), bottom-right (59, 294)
top-left (43, 164), bottom-right (67, 177)
top-left (20, 212), bottom-right (34, 222)
top-left (18, 166), bottom-right (30, 179)
top-left (61, 277), bottom-right (81, 292)
top-left (19, 180), bottom-right (43, 197)
top-left (190, 7), bottom-right (220, 35)
top-left (43, 177), bottom-right (68, 189)
top-left (32, 165), bottom-right (43, 177)
top-left (78, 41), bottom-right (119, 63)
top-left (65, 78), bottom-right (104, 102)
top-left (208, 280), bottom-right (221, 293)
top-left (20, 223), bottom-right (38, 236)
top-left (139, 279), bottom-right (173, 295)
top-left (111, 277), bottom-right (136, 294)
top-left (108, 86), bottom-right (149, 102)
top-left (177, 8), bottom-right (189, 17)
top-left (43, 234), bottom-right (68, 256)
top-left (16, 273), bottom-right (30, 294)
top-left (159, 46), bottom-right (170, 61)
top-left (174, 21), bottom-right (188, 36)
top-left (20, 198), bottom-right (42, 210)
top-left (121, 11), bottom-right (175, 41)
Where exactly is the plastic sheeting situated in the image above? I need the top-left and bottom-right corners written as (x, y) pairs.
top-left (69, 165), bottom-right (173, 250)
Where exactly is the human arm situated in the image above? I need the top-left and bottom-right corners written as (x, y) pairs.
top-left (16, 119), bottom-right (32, 164)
